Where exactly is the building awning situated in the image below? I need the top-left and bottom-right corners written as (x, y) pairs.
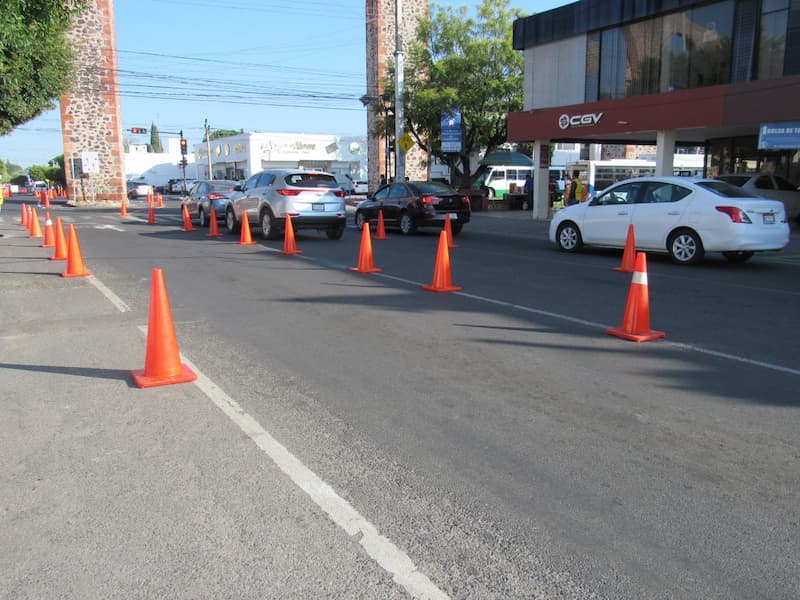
top-left (480, 151), bottom-right (534, 166)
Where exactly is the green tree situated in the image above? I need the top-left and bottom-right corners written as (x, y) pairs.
top-left (381, 0), bottom-right (524, 186)
top-left (150, 123), bottom-right (164, 153)
top-left (0, 0), bottom-right (87, 135)
top-left (208, 128), bottom-right (244, 141)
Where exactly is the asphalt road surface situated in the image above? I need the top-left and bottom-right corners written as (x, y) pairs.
top-left (2, 198), bottom-right (798, 599)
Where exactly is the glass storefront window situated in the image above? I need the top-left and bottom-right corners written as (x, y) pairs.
top-left (686, 2), bottom-right (734, 88)
top-left (758, 7), bottom-right (788, 80)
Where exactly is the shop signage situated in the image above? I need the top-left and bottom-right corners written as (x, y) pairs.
top-left (758, 122), bottom-right (800, 150)
top-left (558, 112), bottom-right (603, 130)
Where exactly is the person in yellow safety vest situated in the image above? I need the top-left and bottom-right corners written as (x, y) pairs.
top-left (567, 170), bottom-right (583, 206)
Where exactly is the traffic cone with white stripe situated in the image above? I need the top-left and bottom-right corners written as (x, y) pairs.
top-left (41, 212), bottom-right (55, 248)
top-left (606, 252), bottom-right (665, 342)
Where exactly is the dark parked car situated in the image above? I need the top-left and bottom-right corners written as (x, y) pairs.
top-left (181, 180), bottom-right (240, 227)
top-left (354, 180), bottom-right (471, 235)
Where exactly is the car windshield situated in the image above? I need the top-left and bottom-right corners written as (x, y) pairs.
top-left (285, 173), bottom-right (337, 188)
top-left (696, 180), bottom-right (755, 198)
top-left (408, 181), bottom-right (457, 195)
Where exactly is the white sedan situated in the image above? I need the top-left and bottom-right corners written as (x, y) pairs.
top-left (549, 177), bottom-right (790, 265)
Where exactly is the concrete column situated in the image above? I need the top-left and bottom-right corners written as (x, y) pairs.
top-left (655, 130), bottom-right (676, 176)
top-left (532, 140), bottom-right (550, 220)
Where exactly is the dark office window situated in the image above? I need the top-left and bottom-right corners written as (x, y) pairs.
top-left (585, 31), bottom-right (600, 102)
top-left (686, 1), bottom-right (734, 88)
top-left (599, 28), bottom-right (627, 100)
top-left (757, 2), bottom-right (789, 80)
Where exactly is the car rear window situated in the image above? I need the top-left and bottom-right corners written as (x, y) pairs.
top-left (285, 173), bottom-right (338, 188)
top-left (697, 180), bottom-right (756, 198)
top-left (408, 181), bottom-right (457, 195)
top-left (716, 175), bottom-right (749, 187)
top-left (209, 181), bottom-right (236, 192)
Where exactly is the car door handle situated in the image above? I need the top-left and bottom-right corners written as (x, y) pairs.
top-left (617, 211), bottom-right (629, 215)
top-left (667, 211), bottom-right (680, 215)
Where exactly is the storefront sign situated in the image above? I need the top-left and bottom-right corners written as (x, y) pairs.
top-left (558, 112), bottom-right (603, 130)
top-left (758, 122), bottom-right (800, 150)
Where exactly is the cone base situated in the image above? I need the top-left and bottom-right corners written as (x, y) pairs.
top-left (41, 242), bottom-right (54, 248)
top-left (350, 266), bottom-right (382, 273)
top-left (422, 284), bottom-right (462, 293)
top-left (49, 256), bottom-right (67, 261)
top-left (280, 250), bottom-right (303, 255)
top-left (605, 327), bottom-right (665, 343)
top-left (61, 269), bottom-right (91, 278)
top-left (131, 363), bottom-right (197, 388)
top-left (239, 240), bottom-right (256, 245)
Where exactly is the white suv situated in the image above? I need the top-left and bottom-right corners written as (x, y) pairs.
top-left (225, 169), bottom-right (347, 240)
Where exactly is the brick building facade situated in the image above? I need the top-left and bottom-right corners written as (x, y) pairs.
top-left (60, 0), bottom-right (125, 204)
top-left (365, 0), bottom-right (428, 191)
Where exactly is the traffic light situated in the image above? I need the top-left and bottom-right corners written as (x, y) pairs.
top-left (130, 127), bottom-right (147, 134)
top-left (180, 138), bottom-right (188, 155)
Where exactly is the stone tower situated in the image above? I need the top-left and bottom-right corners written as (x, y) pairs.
top-left (60, 0), bottom-right (125, 204)
top-left (365, 0), bottom-right (428, 191)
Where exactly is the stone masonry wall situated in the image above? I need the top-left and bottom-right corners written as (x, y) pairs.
top-left (366, 0), bottom-right (428, 191)
top-left (60, 0), bottom-right (126, 204)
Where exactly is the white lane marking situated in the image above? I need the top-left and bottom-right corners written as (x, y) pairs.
top-left (87, 275), bottom-right (130, 312)
top-left (95, 224), bottom-right (126, 231)
top-left (132, 325), bottom-right (448, 599)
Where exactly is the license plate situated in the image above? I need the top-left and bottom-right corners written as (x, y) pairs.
top-left (763, 213), bottom-right (775, 224)
top-left (312, 203), bottom-right (324, 211)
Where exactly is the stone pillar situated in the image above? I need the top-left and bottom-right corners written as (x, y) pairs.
top-left (365, 0), bottom-right (428, 191)
top-left (655, 130), bottom-right (676, 176)
top-left (532, 140), bottom-right (551, 220)
top-left (60, 0), bottom-right (126, 204)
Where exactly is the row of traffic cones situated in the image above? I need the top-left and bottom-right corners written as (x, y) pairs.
top-left (18, 203), bottom-right (194, 388)
top-left (607, 224), bottom-right (666, 342)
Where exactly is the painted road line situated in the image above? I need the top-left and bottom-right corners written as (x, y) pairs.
top-left (87, 275), bottom-right (131, 312)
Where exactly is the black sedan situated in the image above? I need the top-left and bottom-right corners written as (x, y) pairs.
top-left (353, 180), bottom-right (471, 235)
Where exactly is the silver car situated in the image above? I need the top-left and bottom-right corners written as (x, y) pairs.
top-left (181, 179), bottom-right (239, 227)
top-left (715, 174), bottom-right (800, 222)
top-left (225, 169), bottom-right (347, 240)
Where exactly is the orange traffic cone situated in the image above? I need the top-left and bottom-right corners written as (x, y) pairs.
top-left (606, 252), bottom-right (665, 342)
top-left (614, 224), bottom-right (636, 272)
top-left (374, 209), bottom-right (389, 240)
top-left (280, 215), bottom-right (302, 255)
top-left (21, 203), bottom-right (28, 228)
top-left (50, 217), bottom-right (68, 261)
top-left (131, 268), bottom-right (197, 388)
top-left (182, 204), bottom-right (194, 232)
top-left (350, 222), bottom-right (382, 273)
top-left (41, 212), bottom-right (55, 248)
top-left (239, 211), bottom-right (256, 245)
top-left (147, 202), bottom-right (156, 224)
top-left (120, 199), bottom-right (128, 217)
top-left (156, 192), bottom-right (164, 208)
top-left (43, 190), bottom-right (50, 209)
top-left (207, 207), bottom-right (222, 237)
top-left (147, 191), bottom-right (154, 206)
top-left (444, 214), bottom-right (458, 249)
top-left (422, 230), bottom-right (462, 293)
top-left (29, 207), bottom-right (43, 239)
top-left (61, 224), bottom-right (91, 278)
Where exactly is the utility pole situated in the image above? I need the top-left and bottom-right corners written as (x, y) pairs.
top-left (205, 119), bottom-right (213, 180)
top-left (394, 0), bottom-right (405, 182)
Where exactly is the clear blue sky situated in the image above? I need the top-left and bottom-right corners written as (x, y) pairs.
top-left (0, 0), bottom-right (567, 168)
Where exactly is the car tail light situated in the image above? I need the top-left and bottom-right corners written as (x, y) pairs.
top-left (333, 190), bottom-right (345, 198)
top-left (277, 189), bottom-right (301, 196)
top-left (716, 206), bottom-right (752, 223)
top-left (462, 196), bottom-right (470, 205)
top-left (421, 196), bottom-right (437, 204)
top-left (207, 193), bottom-right (225, 200)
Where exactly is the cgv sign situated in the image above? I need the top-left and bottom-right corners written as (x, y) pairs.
top-left (558, 112), bottom-right (603, 129)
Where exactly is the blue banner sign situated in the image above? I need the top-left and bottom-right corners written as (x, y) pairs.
top-left (758, 122), bottom-right (800, 150)
top-left (441, 110), bottom-right (462, 154)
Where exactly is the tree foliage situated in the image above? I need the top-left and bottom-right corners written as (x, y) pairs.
top-left (150, 122), bottom-right (164, 153)
top-left (0, 0), bottom-right (87, 135)
top-left (383, 0), bottom-right (524, 185)
top-left (209, 128), bottom-right (244, 141)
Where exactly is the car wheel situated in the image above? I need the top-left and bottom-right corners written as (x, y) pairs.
top-left (226, 207), bottom-right (239, 234)
top-left (261, 209), bottom-right (279, 240)
top-left (326, 224), bottom-right (345, 240)
top-left (722, 251), bottom-right (754, 263)
top-left (521, 198), bottom-right (530, 211)
top-left (556, 221), bottom-right (582, 252)
top-left (354, 211), bottom-right (367, 229)
top-left (488, 187), bottom-right (496, 198)
top-left (399, 212), bottom-right (416, 235)
top-left (198, 208), bottom-right (208, 227)
top-left (451, 223), bottom-right (463, 236)
top-left (668, 229), bottom-right (704, 265)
